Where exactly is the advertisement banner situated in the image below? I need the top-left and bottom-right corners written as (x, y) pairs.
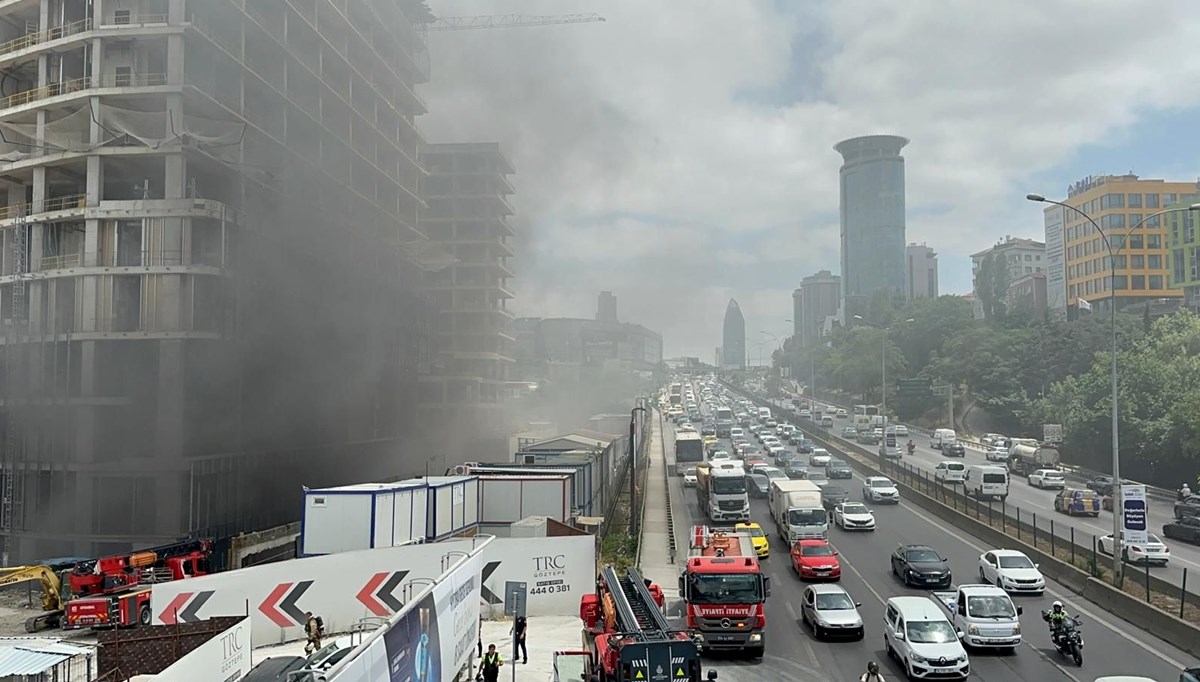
top-left (1121, 484), bottom-right (1148, 546)
top-left (479, 536), bottom-right (594, 617)
top-left (383, 551), bottom-right (483, 682)
top-left (155, 617), bottom-right (251, 682)
top-left (151, 539), bottom-right (477, 644)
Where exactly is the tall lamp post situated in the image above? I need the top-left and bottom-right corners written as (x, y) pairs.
top-left (1026, 194), bottom-right (1200, 584)
top-left (629, 402), bottom-right (647, 536)
top-left (852, 316), bottom-right (914, 423)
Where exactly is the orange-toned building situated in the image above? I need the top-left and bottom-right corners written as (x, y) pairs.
top-left (1048, 174), bottom-right (1199, 314)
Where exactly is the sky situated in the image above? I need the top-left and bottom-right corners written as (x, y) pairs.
top-left (419, 0), bottom-right (1200, 359)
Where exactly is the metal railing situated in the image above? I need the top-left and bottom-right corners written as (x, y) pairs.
top-left (660, 409), bottom-right (678, 563)
top-left (0, 72), bottom-right (169, 110)
top-left (0, 18), bottom-right (93, 59)
top-left (39, 253), bottom-right (81, 270)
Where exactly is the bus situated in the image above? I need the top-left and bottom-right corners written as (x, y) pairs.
top-left (853, 404), bottom-right (879, 432)
top-left (675, 431), bottom-right (705, 464)
top-left (715, 406), bottom-right (734, 436)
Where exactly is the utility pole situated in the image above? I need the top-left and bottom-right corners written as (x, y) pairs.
top-left (628, 402), bottom-right (647, 536)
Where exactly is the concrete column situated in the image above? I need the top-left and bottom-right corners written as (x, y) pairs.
top-left (73, 341), bottom-right (96, 464)
top-left (157, 471), bottom-right (184, 536)
top-left (154, 339), bottom-right (184, 460)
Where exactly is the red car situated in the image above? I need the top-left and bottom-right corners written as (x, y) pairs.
top-left (790, 539), bottom-right (842, 581)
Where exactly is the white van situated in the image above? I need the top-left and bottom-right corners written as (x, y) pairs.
top-left (930, 428), bottom-right (957, 450)
top-left (883, 596), bottom-right (970, 680)
top-left (935, 461), bottom-right (967, 485)
top-left (820, 415), bottom-right (834, 428)
top-left (965, 465), bottom-right (1009, 500)
top-left (729, 427), bottom-right (745, 440)
top-left (758, 407), bottom-right (772, 421)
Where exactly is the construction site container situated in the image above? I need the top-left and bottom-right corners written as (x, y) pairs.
top-left (299, 482), bottom-right (428, 556)
top-left (421, 475), bottom-right (480, 541)
top-left (478, 475), bottom-right (572, 531)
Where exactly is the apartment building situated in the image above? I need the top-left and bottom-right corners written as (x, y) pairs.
top-left (970, 237), bottom-right (1045, 319)
top-left (1165, 194), bottom-right (1200, 310)
top-left (0, 0), bottom-right (439, 559)
top-left (1051, 174), bottom-right (1196, 314)
top-left (418, 143), bottom-right (516, 465)
top-left (905, 243), bottom-right (938, 301)
top-left (794, 270), bottom-right (840, 348)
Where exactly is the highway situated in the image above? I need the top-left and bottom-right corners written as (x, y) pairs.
top-left (775, 398), bottom-right (1200, 599)
top-left (662, 406), bottom-right (1196, 682)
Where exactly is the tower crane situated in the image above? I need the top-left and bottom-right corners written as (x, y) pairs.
top-left (421, 13), bottom-right (605, 34)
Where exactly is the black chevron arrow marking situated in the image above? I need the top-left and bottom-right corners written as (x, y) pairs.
top-left (480, 561), bottom-right (502, 604)
top-left (280, 580), bottom-right (313, 624)
top-left (179, 590), bottom-right (213, 623)
top-left (377, 571), bottom-right (408, 612)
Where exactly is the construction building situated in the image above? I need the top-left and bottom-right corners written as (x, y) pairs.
top-left (418, 142), bottom-right (516, 467)
top-left (0, 0), bottom-right (442, 560)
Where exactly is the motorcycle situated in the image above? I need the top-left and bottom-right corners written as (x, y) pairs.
top-left (906, 442), bottom-right (916, 456)
top-left (1041, 610), bottom-right (1083, 666)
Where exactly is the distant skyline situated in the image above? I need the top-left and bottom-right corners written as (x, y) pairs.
top-left (422, 1), bottom-right (1200, 357)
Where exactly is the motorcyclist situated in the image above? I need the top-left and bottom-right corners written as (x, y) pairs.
top-left (859, 661), bottom-right (885, 682)
top-left (1044, 600), bottom-right (1069, 644)
top-left (906, 440), bottom-right (916, 455)
top-left (1180, 483), bottom-right (1192, 501)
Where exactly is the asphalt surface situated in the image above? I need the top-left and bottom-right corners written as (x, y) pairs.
top-left (663, 387), bottom-right (1197, 682)
top-left (767, 397), bottom-right (1200, 599)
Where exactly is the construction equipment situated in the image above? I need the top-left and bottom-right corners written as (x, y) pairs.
top-left (680, 526), bottom-right (769, 657)
top-left (0, 564), bottom-right (66, 631)
top-left (580, 566), bottom-right (707, 682)
top-left (423, 13), bottom-right (605, 33)
top-left (63, 538), bottom-right (213, 630)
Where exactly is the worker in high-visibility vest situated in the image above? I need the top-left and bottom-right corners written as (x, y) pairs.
top-left (480, 643), bottom-right (503, 682)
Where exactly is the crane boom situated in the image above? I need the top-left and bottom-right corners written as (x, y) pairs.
top-left (424, 14), bottom-right (606, 32)
top-left (600, 565), bottom-right (671, 637)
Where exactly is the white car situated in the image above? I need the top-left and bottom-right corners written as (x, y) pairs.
top-left (978, 549), bottom-right (1045, 594)
top-left (833, 502), bottom-right (876, 531)
top-left (799, 409), bottom-right (811, 418)
top-left (862, 476), bottom-right (900, 503)
top-left (809, 448), bottom-right (832, 466)
top-left (883, 597), bottom-right (970, 680)
top-left (980, 433), bottom-right (1006, 447)
top-left (682, 467), bottom-right (698, 487)
top-left (749, 463), bottom-right (772, 476)
top-left (985, 447), bottom-right (1009, 463)
top-left (935, 461), bottom-right (967, 484)
top-left (836, 409), bottom-right (848, 419)
top-left (893, 425), bottom-right (908, 437)
top-left (768, 444), bottom-right (787, 459)
top-left (1099, 532), bottom-right (1171, 565)
top-left (710, 451), bottom-right (732, 462)
top-left (1028, 469), bottom-right (1065, 489)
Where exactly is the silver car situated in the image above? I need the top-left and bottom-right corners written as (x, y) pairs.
top-left (800, 584), bottom-right (864, 640)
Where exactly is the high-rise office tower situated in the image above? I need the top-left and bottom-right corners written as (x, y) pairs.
top-left (597, 291), bottom-right (618, 323)
top-left (721, 299), bottom-right (745, 369)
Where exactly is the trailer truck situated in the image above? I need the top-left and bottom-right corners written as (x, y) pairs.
top-left (695, 464), bottom-right (750, 522)
top-left (768, 479), bottom-right (827, 544)
top-left (680, 526), bottom-right (770, 657)
top-left (1007, 443), bottom-right (1060, 477)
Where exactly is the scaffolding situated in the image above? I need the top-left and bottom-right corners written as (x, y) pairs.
top-left (1, 206), bottom-right (29, 561)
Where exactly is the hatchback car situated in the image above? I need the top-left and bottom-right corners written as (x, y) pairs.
top-left (791, 539), bottom-right (842, 581)
top-left (800, 584), bottom-right (863, 640)
top-left (1099, 532), bottom-right (1171, 565)
top-left (1028, 469), bottom-right (1065, 489)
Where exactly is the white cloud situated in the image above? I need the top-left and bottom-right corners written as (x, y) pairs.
top-left (420, 0), bottom-right (1200, 357)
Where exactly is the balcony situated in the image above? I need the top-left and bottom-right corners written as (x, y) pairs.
top-left (39, 253), bottom-right (81, 270)
top-left (0, 72), bottom-right (171, 114)
top-left (0, 17), bottom-right (92, 60)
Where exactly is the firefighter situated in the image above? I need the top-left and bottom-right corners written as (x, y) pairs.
top-left (304, 611), bottom-right (324, 655)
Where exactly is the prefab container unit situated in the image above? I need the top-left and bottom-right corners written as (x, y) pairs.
top-left (299, 482), bottom-right (428, 556)
top-left (476, 460), bottom-right (599, 515)
top-left (477, 475), bottom-right (572, 530)
top-left (416, 475), bottom-right (480, 541)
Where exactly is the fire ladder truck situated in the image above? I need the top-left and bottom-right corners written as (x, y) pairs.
top-left (579, 566), bottom-right (712, 682)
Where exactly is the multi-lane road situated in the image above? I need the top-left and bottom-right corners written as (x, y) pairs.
top-left (766, 396), bottom-right (1200, 599)
top-left (661, 418), bottom-right (1196, 682)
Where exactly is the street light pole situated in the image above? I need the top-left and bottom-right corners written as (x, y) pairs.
top-left (1026, 194), bottom-right (1200, 585)
top-left (853, 315), bottom-right (914, 425)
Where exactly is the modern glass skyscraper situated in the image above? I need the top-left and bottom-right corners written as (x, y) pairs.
top-left (835, 135), bottom-right (909, 318)
top-left (722, 299), bottom-right (746, 369)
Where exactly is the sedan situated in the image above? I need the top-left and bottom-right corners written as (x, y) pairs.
top-left (985, 447), bottom-right (1010, 463)
top-left (856, 432), bottom-right (880, 445)
top-left (682, 467), bottom-right (698, 487)
top-left (826, 459), bottom-right (853, 479)
top-left (890, 544), bottom-right (951, 588)
top-left (809, 448), bottom-right (832, 466)
top-left (762, 466), bottom-right (789, 483)
top-left (833, 502), bottom-right (876, 531)
top-left (821, 485), bottom-right (851, 511)
top-left (862, 476), bottom-right (900, 504)
top-left (893, 425), bottom-right (908, 437)
top-left (841, 426), bottom-right (858, 439)
top-left (791, 539), bottom-right (842, 581)
top-left (942, 441), bottom-right (966, 457)
top-left (785, 462), bottom-right (810, 480)
top-left (978, 549), bottom-right (1045, 593)
top-left (800, 584), bottom-right (863, 640)
top-left (1028, 469), bottom-right (1065, 490)
top-left (1099, 532), bottom-right (1171, 565)
top-left (1163, 516), bottom-right (1200, 545)
top-left (768, 444), bottom-right (788, 460)
top-left (806, 469), bottom-right (829, 486)
top-left (836, 409), bottom-right (849, 419)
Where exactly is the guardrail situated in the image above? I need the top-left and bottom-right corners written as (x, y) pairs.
top-left (737, 387), bottom-right (1200, 658)
top-left (660, 408), bottom-right (678, 564)
top-left (633, 402), bottom-right (653, 567)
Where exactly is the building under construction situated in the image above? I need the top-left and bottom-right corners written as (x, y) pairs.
top-left (0, 0), bottom-right (443, 560)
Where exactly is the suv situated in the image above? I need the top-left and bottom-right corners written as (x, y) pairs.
top-left (883, 597), bottom-right (970, 680)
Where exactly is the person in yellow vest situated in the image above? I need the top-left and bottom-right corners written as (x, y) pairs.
top-left (480, 643), bottom-right (503, 682)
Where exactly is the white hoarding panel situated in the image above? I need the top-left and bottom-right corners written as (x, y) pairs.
top-left (480, 536), bottom-right (594, 616)
top-left (153, 617), bottom-right (251, 682)
top-left (151, 539), bottom-right (477, 644)
top-left (1121, 484), bottom-right (1148, 546)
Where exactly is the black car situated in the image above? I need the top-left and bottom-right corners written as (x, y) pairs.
top-left (785, 462), bottom-right (809, 480)
top-left (796, 439), bottom-right (815, 453)
top-left (821, 486), bottom-right (850, 510)
top-left (1174, 496), bottom-right (1200, 521)
top-left (747, 473), bottom-right (770, 498)
top-left (1163, 516), bottom-right (1200, 544)
top-left (856, 432), bottom-right (880, 445)
top-left (788, 432), bottom-right (805, 446)
top-left (890, 544), bottom-right (952, 588)
top-left (827, 459), bottom-right (853, 479)
top-left (776, 450), bottom-right (796, 466)
top-left (942, 441), bottom-right (966, 457)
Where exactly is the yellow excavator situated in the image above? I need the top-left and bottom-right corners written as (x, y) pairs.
top-left (0, 565), bottom-right (67, 631)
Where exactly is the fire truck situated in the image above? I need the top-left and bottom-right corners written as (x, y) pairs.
top-left (63, 538), bottom-right (213, 630)
top-left (679, 526), bottom-right (770, 657)
top-left (579, 566), bottom-right (710, 682)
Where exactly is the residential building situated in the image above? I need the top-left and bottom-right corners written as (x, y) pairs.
top-left (1165, 194), bottom-right (1200, 311)
top-left (597, 291), bottom-right (617, 324)
top-left (970, 237), bottom-right (1045, 319)
top-left (794, 270), bottom-right (840, 348)
top-left (1055, 174), bottom-right (1195, 314)
top-left (0, 0), bottom-right (437, 559)
top-left (905, 243), bottom-right (938, 301)
top-left (721, 299), bottom-right (745, 369)
top-left (419, 143), bottom-right (517, 463)
top-left (834, 135), bottom-right (909, 317)
top-left (1008, 272), bottom-right (1048, 318)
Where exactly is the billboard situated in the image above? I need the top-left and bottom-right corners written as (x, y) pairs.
top-left (479, 536), bottom-right (594, 617)
top-left (153, 617), bottom-right (251, 682)
top-left (1044, 204), bottom-right (1067, 313)
top-left (1121, 484), bottom-right (1148, 546)
top-left (382, 551), bottom-right (483, 682)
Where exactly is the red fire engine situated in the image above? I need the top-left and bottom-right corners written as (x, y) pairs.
top-left (63, 538), bottom-right (213, 629)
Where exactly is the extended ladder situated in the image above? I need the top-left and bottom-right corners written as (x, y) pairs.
top-left (600, 566), bottom-right (671, 637)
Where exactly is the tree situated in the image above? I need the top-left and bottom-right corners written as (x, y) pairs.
top-left (974, 253), bottom-right (1011, 321)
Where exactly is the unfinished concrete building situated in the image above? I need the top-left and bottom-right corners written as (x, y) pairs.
top-left (0, 0), bottom-right (440, 560)
top-left (419, 143), bottom-right (515, 466)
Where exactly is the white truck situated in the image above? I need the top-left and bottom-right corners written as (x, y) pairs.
top-left (932, 584), bottom-right (1023, 652)
top-left (768, 479), bottom-right (826, 544)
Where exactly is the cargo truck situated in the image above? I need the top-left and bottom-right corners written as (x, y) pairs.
top-left (932, 584), bottom-right (1023, 652)
top-left (1007, 443), bottom-right (1060, 477)
top-left (681, 526), bottom-right (770, 657)
top-left (695, 464), bottom-right (750, 523)
top-left (768, 479), bottom-right (827, 544)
